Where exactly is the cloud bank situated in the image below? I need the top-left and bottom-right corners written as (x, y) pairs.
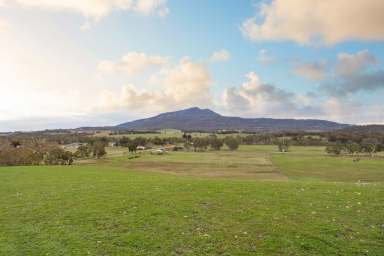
top-left (222, 72), bottom-right (301, 116)
top-left (101, 57), bottom-right (213, 113)
top-left (336, 50), bottom-right (378, 76)
top-left (321, 70), bottom-right (384, 97)
top-left (319, 50), bottom-right (384, 96)
top-left (0, 0), bottom-right (169, 20)
top-left (241, 0), bottom-right (384, 45)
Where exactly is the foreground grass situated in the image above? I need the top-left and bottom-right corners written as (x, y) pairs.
top-left (1, 165), bottom-right (383, 255)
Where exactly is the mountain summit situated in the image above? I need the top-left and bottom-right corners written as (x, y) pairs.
top-left (117, 107), bottom-right (349, 132)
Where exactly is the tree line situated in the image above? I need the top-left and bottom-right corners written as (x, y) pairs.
top-left (115, 134), bottom-right (240, 153)
top-left (0, 138), bottom-right (108, 166)
top-left (325, 138), bottom-right (383, 157)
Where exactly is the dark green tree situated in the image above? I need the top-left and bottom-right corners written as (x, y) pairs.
top-left (210, 136), bottom-right (223, 151)
top-left (224, 136), bottom-right (239, 151)
top-left (92, 141), bottom-right (107, 158)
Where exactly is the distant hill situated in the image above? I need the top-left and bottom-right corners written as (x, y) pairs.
top-left (336, 125), bottom-right (384, 134)
top-left (116, 107), bottom-right (350, 132)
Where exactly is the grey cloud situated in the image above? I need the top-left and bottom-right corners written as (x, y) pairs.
top-left (222, 87), bottom-right (250, 111)
top-left (336, 50), bottom-right (378, 76)
top-left (222, 72), bottom-right (312, 117)
top-left (294, 61), bottom-right (327, 81)
top-left (321, 70), bottom-right (384, 96)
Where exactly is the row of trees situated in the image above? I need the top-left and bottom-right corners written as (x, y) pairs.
top-left (115, 135), bottom-right (241, 153)
top-left (187, 136), bottom-right (240, 151)
top-left (74, 142), bottom-right (107, 159)
top-left (116, 136), bottom-right (184, 148)
top-left (325, 139), bottom-right (383, 157)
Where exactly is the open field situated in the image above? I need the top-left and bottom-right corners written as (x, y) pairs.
top-left (102, 147), bottom-right (286, 180)
top-left (102, 145), bottom-right (384, 182)
top-left (273, 147), bottom-right (384, 182)
top-left (1, 146), bottom-right (383, 255)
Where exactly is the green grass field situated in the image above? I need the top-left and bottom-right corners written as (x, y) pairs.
top-left (1, 146), bottom-right (383, 255)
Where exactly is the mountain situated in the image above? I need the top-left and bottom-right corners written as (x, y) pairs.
top-left (116, 107), bottom-right (350, 132)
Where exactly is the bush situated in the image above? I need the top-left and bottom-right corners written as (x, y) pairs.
top-left (325, 144), bottom-right (342, 156)
top-left (276, 139), bottom-right (290, 152)
top-left (44, 147), bottom-right (73, 165)
top-left (192, 137), bottom-right (210, 151)
top-left (118, 137), bottom-right (131, 147)
top-left (92, 141), bottom-right (107, 158)
top-left (128, 141), bottom-right (138, 153)
top-left (210, 136), bottom-right (223, 151)
top-left (75, 144), bottom-right (91, 158)
top-left (224, 136), bottom-right (239, 151)
top-left (345, 143), bottom-right (361, 155)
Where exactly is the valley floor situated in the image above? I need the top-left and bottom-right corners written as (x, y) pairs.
top-left (1, 146), bottom-right (383, 255)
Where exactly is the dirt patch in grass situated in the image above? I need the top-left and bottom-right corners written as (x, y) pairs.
top-left (121, 159), bottom-right (288, 180)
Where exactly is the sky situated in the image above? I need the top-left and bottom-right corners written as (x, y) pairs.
top-left (0, 0), bottom-right (384, 131)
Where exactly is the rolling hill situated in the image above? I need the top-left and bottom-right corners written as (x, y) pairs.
top-left (116, 107), bottom-right (349, 132)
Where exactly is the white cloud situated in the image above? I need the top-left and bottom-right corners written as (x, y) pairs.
top-left (98, 52), bottom-right (169, 76)
top-left (136, 0), bottom-right (169, 17)
top-left (294, 61), bottom-right (327, 81)
top-left (222, 72), bottom-right (299, 116)
top-left (101, 57), bottom-right (213, 113)
top-left (210, 49), bottom-right (230, 62)
top-left (0, 22), bottom-right (104, 122)
top-left (241, 0), bottom-right (384, 45)
top-left (0, 0), bottom-right (169, 21)
top-left (0, 19), bottom-right (7, 28)
top-left (0, 18), bottom-right (8, 31)
top-left (320, 97), bottom-right (384, 124)
top-left (336, 50), bottom-right (378, 76)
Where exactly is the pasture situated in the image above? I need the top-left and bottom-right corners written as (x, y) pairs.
top-left (1, 145), bottom-right (383, 255)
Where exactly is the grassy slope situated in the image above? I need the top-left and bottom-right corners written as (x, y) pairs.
top-left (1, 146), bottom-right (383, 255)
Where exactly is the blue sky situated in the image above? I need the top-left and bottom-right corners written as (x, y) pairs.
top-left (0, 0), bottom-right (383, 131)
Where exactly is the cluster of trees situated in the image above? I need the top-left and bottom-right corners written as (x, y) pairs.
top-left (116, 136), bottom-right (186, 153)
top-left (0, 143), bottom-right (73, 166)
top-left (117, 136), bottom-right (184, 147)
top-left (4, 131), bottom-right (90, 145)
top-left (114, 134), bottom-right (241, 153)
top-left (0, 137), bottom-right (109, 166)
top-left (44, 148), bottom-right (74, 165)
top-left (224, 133), bottom-right (327, 146)
top-left (325, 138), bottom-right (383, 157)
top-left (74, 141), bottom-right (107, 159)
top-left (187, 136), bottom-right (239, 151)
top-left (0, 146), bottom-right (43, 166)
